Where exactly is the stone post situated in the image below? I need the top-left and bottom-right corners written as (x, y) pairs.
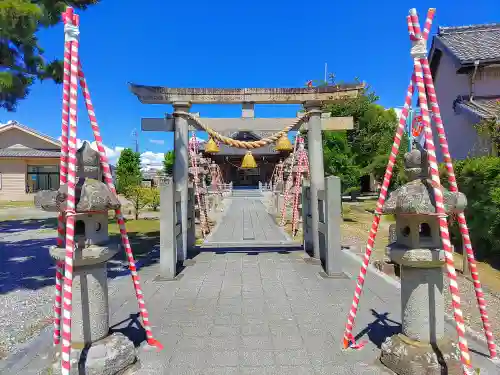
top-left (304, 101), bottom-right (325, 259)
top-left (173, 102), bottom-right (191, 262)
top-left (187, 186), bottom-right (196, 252)
top-left (379, 148), bottom-right (465, 375)
top-left (324, 176), bottom-right (345, 277)
top-left (157, 177), bottom-right (176, 280)
top-left (302, 181), bottom-right (313, 252)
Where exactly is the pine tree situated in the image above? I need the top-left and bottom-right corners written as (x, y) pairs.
top-left (116, 148), bottom-right (142, 194)
top-left (0, 0), bottom-right (99, 111)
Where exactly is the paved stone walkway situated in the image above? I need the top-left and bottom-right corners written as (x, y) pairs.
top-left (8, 250), bottom-right (499, 375)
top-left (202, 197), bottom-right (296, 248)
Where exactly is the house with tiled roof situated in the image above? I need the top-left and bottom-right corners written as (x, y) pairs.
top-left (0, 121), bottom-right (62, 200)
top-left (429, 23), bottom-right (500, 160)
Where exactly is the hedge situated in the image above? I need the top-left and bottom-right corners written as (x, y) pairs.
top-left (441, 157), bottom-right (500, 261)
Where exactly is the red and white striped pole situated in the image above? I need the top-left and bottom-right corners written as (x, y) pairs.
top-left (59, 8), bottom-right (80, 375)
top-left (342, 8), bottom-right (437, 351)
top-left (417, 11), bottom-right (497, 360)
top-left (409, 9), bottom-right (473, 373)
top-left (53, 8), bottom-right (74, 346)
top-left (342, 78), bottom-right (414, 349)
top-left (76, 62), bottom-right (162, 351)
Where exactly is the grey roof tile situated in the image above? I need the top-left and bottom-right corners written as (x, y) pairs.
top-left (0, 148), bottom-right (61, 158)
top-left (436, 23), bottom-right (500, 64)
top-left (455, 95), bottom-right (500, 119)
top-left (0, 120), bottom-right (61, 146)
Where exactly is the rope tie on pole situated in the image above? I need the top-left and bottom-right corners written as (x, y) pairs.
top-left (63, 23), bottom-right (80, 42)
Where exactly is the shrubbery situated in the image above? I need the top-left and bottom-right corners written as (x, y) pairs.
top-left (441, 157), bottom-right (500, 261)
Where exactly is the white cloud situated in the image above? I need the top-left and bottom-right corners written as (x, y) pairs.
top-left (60, 137), bottom-right (163, 169)
top-left (140, 151), bottom-right (164, 171)
top-left (149, 139), bottom-right (165, 145)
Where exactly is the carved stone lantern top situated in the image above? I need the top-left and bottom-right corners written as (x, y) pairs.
top-left (382, 147), bottom-right (467, 215)
top-left (34, 142), bottom-right (120, 213)
top-left (76, 141), bottom-right (102, 181)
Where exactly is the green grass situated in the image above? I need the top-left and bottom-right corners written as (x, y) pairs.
top-left (108, 218), bottom-right (160, 256)
top-left (0, 200), bottom-right (34, 209)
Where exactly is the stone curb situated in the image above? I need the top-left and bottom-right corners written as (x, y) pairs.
top-left (341, 249), bottom-right (500, 368)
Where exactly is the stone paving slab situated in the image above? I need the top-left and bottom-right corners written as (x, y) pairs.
top-left (203, 197), bottom-right (294, 247)
top-left (10, 249), bottom-right (500, 375)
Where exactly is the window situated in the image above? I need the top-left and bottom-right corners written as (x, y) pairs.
top-left (26, 165), bottom-right (60, 193)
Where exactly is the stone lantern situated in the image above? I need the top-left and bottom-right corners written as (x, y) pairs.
top-left (379, 146), bottom-right (466, 375)
top-left (35, 141), bottom-right (137, 375)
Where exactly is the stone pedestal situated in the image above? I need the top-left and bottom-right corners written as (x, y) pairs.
top-left (379, 147), bottom-right (467, 375)
top-left (50, 242), bottom-right (119, 344)
top-left (380, 245), bottom-right (461, 374)
top-left (48, 241), bottom-right (137, 374)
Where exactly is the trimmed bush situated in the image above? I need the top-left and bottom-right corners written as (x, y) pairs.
top-left (441, 157), bottom-right (500, 261)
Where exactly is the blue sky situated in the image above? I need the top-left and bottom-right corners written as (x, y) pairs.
top-left (2, 0), bottom-right (500, 167)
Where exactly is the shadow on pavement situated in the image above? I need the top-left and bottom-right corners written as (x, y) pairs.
top-left (354, 309), bottom-right (402, 348)
top-left (0, 218), bottom-right (58, 235)
top-left (0, 232), bottom-right (161, 294)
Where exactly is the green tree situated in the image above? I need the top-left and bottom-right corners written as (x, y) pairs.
top-left (323, 84), bottom-right (408, 191)
top-left (0, 0), bottom-right (99, 111)
top-left (116, 148), bottom-right (142, 194)
top-left (146, 187), bottom-right (160, 211)
top-left (163, 150), bottom-right (175, 176)
top-left (124, 186), bottom-right (151, 220)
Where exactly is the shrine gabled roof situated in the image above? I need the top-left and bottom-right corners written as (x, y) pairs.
top-left (431, 23), bottom-right (500, 67)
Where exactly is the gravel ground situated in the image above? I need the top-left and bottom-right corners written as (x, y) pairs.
top-left (0, 227), bottom-right (57, 358)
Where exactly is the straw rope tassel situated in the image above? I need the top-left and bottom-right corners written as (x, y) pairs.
top-left (60, 10), bottom-right (80, 375)
top-left (190, 133), bottom-right (208, 236)
top-left (280, 133), bottom-right (300, 226)
top-left (291, 139), bottom-right (308, 235)
top-left (417, 10), bottom-right (497, 360)
top-left (53, 9), bottom-right (73, 346)
top-left (409, 8), bottom-right (473, 374)
top-left (76, 63), bottom-right (162, 350)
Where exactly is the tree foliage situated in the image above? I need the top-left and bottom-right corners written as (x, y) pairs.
top-left (441, 157), bottom-right (500, 261)
top-left (163, 150), bottom-right (175, 176)
top-left (116, 148), bottom-right (142, 194)
top-left (312, 80), bottom-right (408, 193)
top-left (124, 186), bottom-right (151, 220)
top-left (0, 0), bottom-right (99, 111)
top-left (146, 188), bottom-right (160, 211)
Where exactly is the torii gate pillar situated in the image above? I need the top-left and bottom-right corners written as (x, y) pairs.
top-left (304, 101), bottom-right (325, 259)
top-left (173, 101), bottom-right (191, 262)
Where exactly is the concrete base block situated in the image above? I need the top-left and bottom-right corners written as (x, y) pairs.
top-left (380, 334), bottom-right (461, 375)
top-left (47, 332), bottom-right (137, 375)
top-left (183, 259), bottom-right (196, 266)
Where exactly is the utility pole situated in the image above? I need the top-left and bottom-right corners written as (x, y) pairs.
top-left (131, 128), bottom-right (139, 153)
top-left (324, 62), bottom-right (327, 83)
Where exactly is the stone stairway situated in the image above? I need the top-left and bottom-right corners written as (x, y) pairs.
top-left (231, 189), bottom-right (263, 198)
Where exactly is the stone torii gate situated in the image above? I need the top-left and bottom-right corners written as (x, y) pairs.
top-left (129, 84), bottom-right (364, 261)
